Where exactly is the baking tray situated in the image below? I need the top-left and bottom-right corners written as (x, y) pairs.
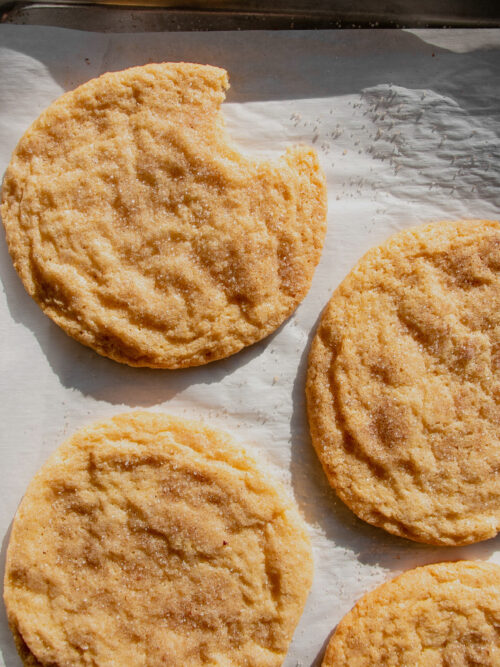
top-left (1, 5), bottom-right (500, 667)
top-left (2, 0), bottom-right (500, 31)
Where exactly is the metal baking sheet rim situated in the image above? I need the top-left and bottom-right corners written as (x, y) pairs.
top-left (2, 1), bottom-right (500, 31)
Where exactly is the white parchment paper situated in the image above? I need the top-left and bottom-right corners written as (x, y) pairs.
top-left (1, 26), bottom-right (500, 666)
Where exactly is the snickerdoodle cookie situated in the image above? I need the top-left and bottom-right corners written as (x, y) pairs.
top-left (322, 561), bottom-right (500, 666)
top-left (1, 63), bottom-right (326, 368)
top-left (4, 412), bottom-right (313, 666)
top-left (307, 220), bottom-right (500, 545)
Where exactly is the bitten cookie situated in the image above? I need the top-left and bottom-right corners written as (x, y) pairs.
top-left (1, 63), bottom-right (327, 368)
top-left (307, 220), bottom-right (500, 545)
top-left (4, 412), bottom-right (313, 666)
top-left (322, 561), bottom-right (500, 666)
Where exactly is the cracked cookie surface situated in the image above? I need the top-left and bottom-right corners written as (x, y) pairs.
top-left (322, 561), bottom-right (500, 666)
top-left (1, 63), bottom-right (326, 368)
top-left (4, 412), bottom-right (313, 666)
top-left (307, 220), bottom-right (500, 545)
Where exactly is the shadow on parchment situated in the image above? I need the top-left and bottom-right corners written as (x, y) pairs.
top-left (0, 28), bottom-right (499, 113)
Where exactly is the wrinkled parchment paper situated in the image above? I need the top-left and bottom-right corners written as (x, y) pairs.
top-left (1, 26), bottom-right (500, 666)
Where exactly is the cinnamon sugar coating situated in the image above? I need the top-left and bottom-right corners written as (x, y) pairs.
top-left (4, 412), bottom-right (313, 666)
top-left (1, 63), bottom-right (326, 368)
top-left (323, 561), bottom-right (500, 666)
top-left (307, 220), bottom-right (500, 545)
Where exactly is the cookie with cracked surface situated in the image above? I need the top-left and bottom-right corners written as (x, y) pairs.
top-left (307, 220), bottom-right (500, 545)
top-left (4, 411), bottom-right (313, 667)
top-left (1, 63), bottom-right (327, 368)
top-left (322, 561), bottom-right (500, 666)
